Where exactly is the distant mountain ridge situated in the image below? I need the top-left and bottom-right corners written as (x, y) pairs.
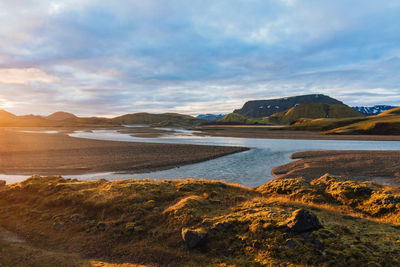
top-left (46, 111), bottom-right (77, 121)
top-left (217, 103), bottom-right (363, 125)
top-left (352, 105), bottom-right (398, 116)
top-left (0, 110), bottom-right (203, 127)
top-left (234, 94), bottom-right (343, 118)
top-left (111, 112), bottom-right (204, 127)
top-left (196, 114), bottom-right (226, 121)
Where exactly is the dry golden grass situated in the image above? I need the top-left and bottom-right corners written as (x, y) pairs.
top-left (1, 175), bottom-right (400, 266)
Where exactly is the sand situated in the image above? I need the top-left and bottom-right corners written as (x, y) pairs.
top-left (0, 128), bottom-right (247, 175)
top-left (272, 150), bottom-right (400, 186)
top-left (195, 125), bottom-right (400, 141)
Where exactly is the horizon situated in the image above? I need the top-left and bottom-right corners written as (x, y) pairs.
top-left (1, 1), bottom-right (400, 116)
top-left (1, 93), bottom-right (398, 118)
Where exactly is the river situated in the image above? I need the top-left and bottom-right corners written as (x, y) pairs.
top-left (2, 128), bottom-right (400, 186)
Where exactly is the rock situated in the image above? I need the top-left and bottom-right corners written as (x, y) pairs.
top-left (286, 209), bottom-right (322, 233)
top-left (284, 239), bottom-right (296, 249)
top-left (53, 223), bottom-right (64, 230)
top-left (96, 222), bottom-right (106, 231)
top-left (381, 195), bottom-right (400, 205)
top-left (181, 228), bottom-right (207, 248)
top-left (0, 180), bottom-right (5, 187)
top-left (212, 221), bottom-right (233, 232)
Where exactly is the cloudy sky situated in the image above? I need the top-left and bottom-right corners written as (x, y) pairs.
top-left (1, 0), bottom-right (400, 116)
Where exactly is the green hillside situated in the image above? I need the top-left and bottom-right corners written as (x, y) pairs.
top-left (376, 107), bottom-right (400, 116)
top-left (216, 113), bottom-right (266, 125)
top-left (111, 112), bottom-right (205, 127)
top-left (268, 103), bottom-right (364, 124)
top-left (323, 115), bottom-right (400, 135)
top-left (285, 106), bottom-right (400, 135)
top-left (286, 117), bottom-right (369, 131)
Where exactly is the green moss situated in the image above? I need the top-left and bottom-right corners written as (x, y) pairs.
top-left (1, 175), bottom-right (400, 266)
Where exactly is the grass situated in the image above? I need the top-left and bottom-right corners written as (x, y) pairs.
top-left (284, 106), bottom-right (400, 135)
top-left (268, 103), bottom-right (363, 124)
top-left (322, 115), bottom-right (400, 135)
top-left (1, 175), bottom-right (400, 266)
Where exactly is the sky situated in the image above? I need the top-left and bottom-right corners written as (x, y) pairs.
top-left (0, 0), bottom-right (400, 116)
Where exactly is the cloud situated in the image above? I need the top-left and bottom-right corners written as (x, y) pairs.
top-left (0, 0), bottom-right (399, 116)
top-left (0, 68), bottom-right (57, 84)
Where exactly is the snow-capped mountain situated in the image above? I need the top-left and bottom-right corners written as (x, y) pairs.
top-left (197, 114), bottom-right (226, 121)
top-left (352, 105), bottom-right (398, 116)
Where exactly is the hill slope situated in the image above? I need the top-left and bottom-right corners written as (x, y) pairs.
top-left (1, 175), bottom-right (400, 266)
top-left (286, 106), bottom-right (400, 135)
top-left (234, 94), bottom-right (343, 118)
top-left (216, 113), bottom-right (263, 125)
top-left (268, 103), bottom-right (364, 124)
top-left (111, 112), bottom-right (205, 127)
top-left (46, 111), bottom-right (77, 121)
top-left (0, 109), bottom-right (17, 122)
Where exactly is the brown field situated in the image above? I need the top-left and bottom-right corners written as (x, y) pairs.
top-left (272, 150), bottom-right (400, 186)
top-left (0, 128), bottom-right (247, 175)
top-left (196, 125), bottom-right (400, 140)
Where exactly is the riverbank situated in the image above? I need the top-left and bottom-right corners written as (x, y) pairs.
top-left (0, 128), bottom-right (247, 176)
top-left (272, 150), bottom-right (400, 186)
top-left (196, 125), bottom-right (400, 141)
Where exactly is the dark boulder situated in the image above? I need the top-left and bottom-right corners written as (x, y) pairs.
top-left (0, 180), bottom-right (5, 187)
top-left (181, 228), bottom-right (207, 248)
top-left (286, 209), bottom-right (322, 233)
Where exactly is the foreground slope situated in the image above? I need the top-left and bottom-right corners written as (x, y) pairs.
top-left (322, 107), bottom-right (400, 135)
top-left (285, 106), bottom-right (400, 135)
top-left (1, 175), bottom-right (400, 266)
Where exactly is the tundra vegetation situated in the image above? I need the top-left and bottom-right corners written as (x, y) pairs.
top-left (1, 174), bottom-right (400, 266)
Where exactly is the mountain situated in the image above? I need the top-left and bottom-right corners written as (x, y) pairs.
top-left (234, 94), bottom-right (343, 118)
top-left (352, 105), bottom-right (398, 116)
top-left (111, 112), bottom-right (205, 127)
top-left (46, 111), bottom-right (77, 121)
top-left (0, 109), bottom-right (17, 122)
top-left (266, 103), bottom-right (364, 124)
top-left (376, 107), bottom-right (400, 116)
top-left (197, 114), bottom-right (226, 121)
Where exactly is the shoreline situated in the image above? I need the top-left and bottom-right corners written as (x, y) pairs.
top-left (195, 125), bottom-right (400, 141)
top-left (0, 128), bottom-right (248, 176)
top-left (272, 150), bottom-right (400, 186)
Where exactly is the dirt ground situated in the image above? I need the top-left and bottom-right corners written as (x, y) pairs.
top-left (196, 125), bottom-right (400, 141)
top-left (272, 150), bottom-right (400, 186)
top-left (0, 128), bottom-right (247, 175)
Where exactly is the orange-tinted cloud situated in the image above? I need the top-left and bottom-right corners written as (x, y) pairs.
top-left (0, 68), bottom-right (57, 84)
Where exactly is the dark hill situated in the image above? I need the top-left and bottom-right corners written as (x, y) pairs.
top-left (46, 111), bottom-right (77, 121)
top-left (234, 94), bottom-right (342, 118)
top-left (0, 109), bottom-right (17, 122)
top-left (111, 112), bottom-right (205, 127)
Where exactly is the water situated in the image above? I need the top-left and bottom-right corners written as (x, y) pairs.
top-left (2, 129), bottom-right (400, 187)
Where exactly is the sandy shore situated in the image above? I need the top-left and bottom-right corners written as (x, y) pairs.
top-left (0, 128), bottom-right (247, 175)
top-left (196, 125), bottom-right (400, 141)
top-left (272, 150), bottom-right (400, 186)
